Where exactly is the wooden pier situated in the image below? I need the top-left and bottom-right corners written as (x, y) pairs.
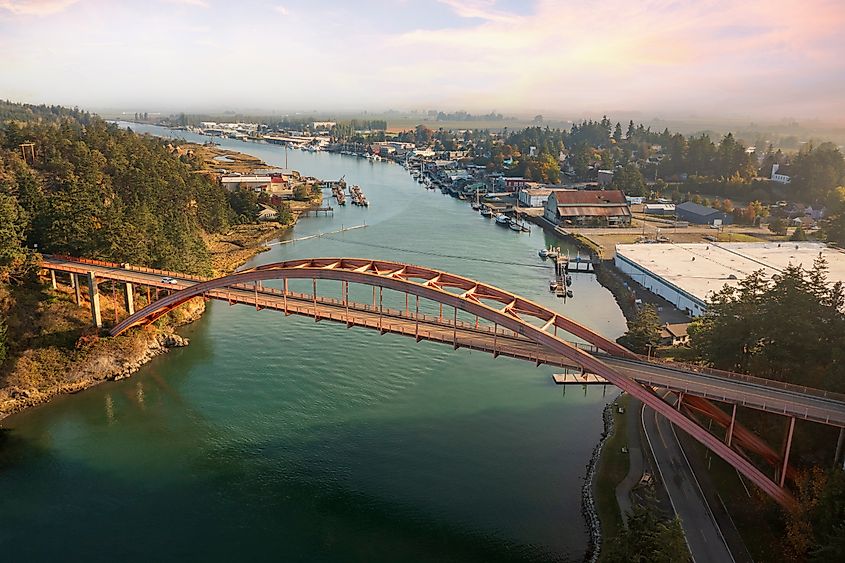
top-left (552, 373), bottom-right (609, 385)
top-left (301, 206), bottom-right (334, 216)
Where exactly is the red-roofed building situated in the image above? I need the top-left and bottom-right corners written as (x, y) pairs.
top-left (543, 189), bottom-right (631, 226)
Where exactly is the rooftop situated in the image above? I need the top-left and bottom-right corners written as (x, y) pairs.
top-left (616, 242), bottom-right (845, 303)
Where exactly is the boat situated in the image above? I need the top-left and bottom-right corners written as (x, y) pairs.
top-left (549, 280), bottom-right (558, 291)
top-left (509, 221), bottom-right (523, 231)
top-left (566, 275), bottom-right (572, 286)
top-left (566, 290), bottom-right (573, 298)
top-left (480, 207), bottom-right (493, 217)
top-left (539, 248), bottom-right (549, 259)
top-left (471, 202), bottom-right (481, 211)
top-left (495, 214), bottom-right (510, 225)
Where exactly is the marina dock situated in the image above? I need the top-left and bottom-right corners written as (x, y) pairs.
top-left (552, 373), bottom-right (608, 385)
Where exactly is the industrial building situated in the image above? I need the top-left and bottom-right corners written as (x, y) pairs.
top-left (544, 189), bottom-right (631, 226)
top-left (614, 242), bottom-right (845, 317)
top-left (675, 201), bottom-right (732, 225)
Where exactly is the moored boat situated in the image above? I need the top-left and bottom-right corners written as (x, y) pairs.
top-left (495, 213), bottom-right (510, 225)
top-left (480, 207), bottom-right (493, 217)
top-left (509, 221), bottom-right (523, 231)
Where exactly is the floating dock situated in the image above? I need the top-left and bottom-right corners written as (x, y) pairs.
top-left (552, 373), bottom-right (609, 385)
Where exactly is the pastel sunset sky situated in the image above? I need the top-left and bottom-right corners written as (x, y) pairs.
top-left (1, 0), bottom-right (843, 119)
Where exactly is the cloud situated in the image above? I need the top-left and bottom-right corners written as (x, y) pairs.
top-left (274, 5), bottom-right (288, 16)
top-left (437, 0), bottom-right (516, 23)
top-left (0, 0), bottom-right (78, 16)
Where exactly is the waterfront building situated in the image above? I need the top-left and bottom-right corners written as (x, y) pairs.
top-left (543, 189), bottom-right (631, 226)
top-left (644, 203), bottom-right (676, 215)
top-left (614, 241), bottom-right (845, 317)
top-left (518, 187), bottom-right (573, 208)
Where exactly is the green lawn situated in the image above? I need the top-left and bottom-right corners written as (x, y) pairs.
top-left (595, 394), bottom-right (631, 544)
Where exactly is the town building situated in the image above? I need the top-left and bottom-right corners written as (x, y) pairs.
top-left (517, 187), bottom-right (579, 208)
top-left (544, 189), bottom-right (631, 226)
top-left (771, 163), bottom-right (792, 184)
top-left (675, 201), bottom-right (732, 225)
top-left (221, 175), bottom-right (293, 198)
top-left (504, 177), bottom-right (528, 191)
top-left (597, 169), bottom-right (614, 186)
top-left (644, 203), bottom-right (676, 216)
top-left (660, 323), bottom-right (691, 346)
top-left (614, 242), bottom-right (845, 317)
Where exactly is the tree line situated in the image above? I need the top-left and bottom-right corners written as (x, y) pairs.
top-left (0, 100), bottom-right (239, 279)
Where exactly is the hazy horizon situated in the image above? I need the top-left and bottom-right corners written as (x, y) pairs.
top-left (2, 0), bottom-right (844, 123)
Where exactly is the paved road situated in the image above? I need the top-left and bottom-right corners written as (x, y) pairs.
top-left (615, 398), bottom-right (644, 520)
top-left (643, 404), bottom-right (734, 563)
top-left (44, 256), bottom-right (845, 428)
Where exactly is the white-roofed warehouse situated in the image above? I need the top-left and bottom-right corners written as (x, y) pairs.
top-left (614, 242), bottom-right (845, 317)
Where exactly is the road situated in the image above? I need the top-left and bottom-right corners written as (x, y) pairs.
top-left (44, 256), bottom-right (845, 428)
top-left (643, 403), bottom-right (735, 563)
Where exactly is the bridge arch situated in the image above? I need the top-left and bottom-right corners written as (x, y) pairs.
top-left (112, 257), bottom-right (795, 507)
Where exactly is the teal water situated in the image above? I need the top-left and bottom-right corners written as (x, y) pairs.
top-left (0, 124), bottom-right (627, 562)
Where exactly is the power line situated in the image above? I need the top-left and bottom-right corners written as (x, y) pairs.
top-left (320, 234), bottom-right (555, 269)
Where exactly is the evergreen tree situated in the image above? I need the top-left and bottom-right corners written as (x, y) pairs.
top-left (618, 304), bottom-right (662, 354)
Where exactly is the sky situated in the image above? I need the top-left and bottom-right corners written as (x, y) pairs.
top-left (1, 0), bottom-right (844, 121)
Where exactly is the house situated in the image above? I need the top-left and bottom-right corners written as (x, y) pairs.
top-left (543, 189), bottom-right (632, 226)
top-left (597, 169), bottom-right (614, 186)
top-left (644, 203), bottom-right (676, 216)
top-left (518, 188), bottom-right (573, 208)
top-left (257, 204), bottom-right (278, 221)
top-left (771, 163), bottom-right (792, 184)
top-left (220, 175), bottom-right (273, 192)
top-left (660, 323), bottom-right (691, 346)
top-left (505, 177), bottom-right (528, 190)
top-left (675, 201), bottom-right (732, 225)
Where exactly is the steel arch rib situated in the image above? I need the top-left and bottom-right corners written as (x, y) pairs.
top-left (111, 258), bottom-right (794, 507)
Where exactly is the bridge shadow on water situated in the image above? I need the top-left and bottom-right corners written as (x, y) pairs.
top-left (0, 396), bottom-right (595, 563)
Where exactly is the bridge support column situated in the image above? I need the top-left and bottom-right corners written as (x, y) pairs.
top-left (49, 269), bottom-right (57, 290)
top-left (124, 282), bottom-right (135, 316)
top-left (87, 271), bottom-right (102, 329)
top-left (69, 272), bottom-right (75, 288)
top-left (726, 403), bottom-right (737, 447)
top-left (780, 416), bottom-right (796, 488)
top-left (73, 273), bottom-right (82, 306)
top-left (834, 427), bottom-right (845, 469)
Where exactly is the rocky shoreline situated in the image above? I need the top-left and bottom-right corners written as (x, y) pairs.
top-left (0, 298), bottom-right (204, 422)
top-left (582, 400), bottom-right (617, 562)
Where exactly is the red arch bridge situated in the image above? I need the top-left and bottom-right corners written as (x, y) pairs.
top-left (43, 255), bottom-right (845, 508)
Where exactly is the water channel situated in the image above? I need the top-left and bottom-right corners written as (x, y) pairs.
top-left (0, 124), bottom-right (627, 562)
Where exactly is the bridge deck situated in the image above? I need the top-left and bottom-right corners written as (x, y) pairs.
top-left (43, 256), bottom-right (845, 428)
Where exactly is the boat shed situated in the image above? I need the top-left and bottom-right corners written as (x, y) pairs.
top-left (543, 189), bottom-right (631, 226)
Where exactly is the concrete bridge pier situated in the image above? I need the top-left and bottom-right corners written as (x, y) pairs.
top-left (73, 273), bottom-right (82, 306)
top-left (124, 282), bottom-right (135, 316)
top-left (49, 269), bottom-right (57, 290)
top-left (87, 271), bottom-right (102, 329)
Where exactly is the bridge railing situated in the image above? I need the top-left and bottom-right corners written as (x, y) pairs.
top-left (223, 282), bottom-right (602, 354)
top-left (47, 254), bottom-right (209, 283)
top-left (637, 355), bottom-right (845, 403)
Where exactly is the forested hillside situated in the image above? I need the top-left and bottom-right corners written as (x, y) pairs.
top-left (0, 100), bottom-right (234, 279)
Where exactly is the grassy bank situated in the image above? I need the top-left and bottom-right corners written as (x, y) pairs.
top-left (595, 394), bottom-right (631, 546)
